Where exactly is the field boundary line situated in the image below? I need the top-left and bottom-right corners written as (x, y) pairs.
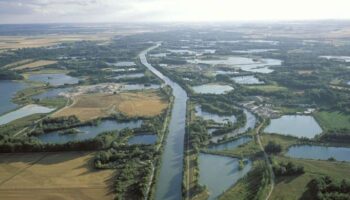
top-left (0, 153), bottom-right (49, 187)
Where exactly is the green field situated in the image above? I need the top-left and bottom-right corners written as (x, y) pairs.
top-left (260, 133), bottom-right (298, 153)
top-left (270, 156), bottom-right (350, 200)
top-left (314, 111), bottom-right (350, 131)
top-left (246, 85), bottom-right (287, 93)
top-left (219, 160), bottom-right (270, 200)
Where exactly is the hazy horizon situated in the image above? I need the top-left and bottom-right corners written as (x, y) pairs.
top-left (1, 0), bottom-right (350, 24)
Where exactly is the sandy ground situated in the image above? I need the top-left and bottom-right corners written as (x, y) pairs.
top-left (0, 152), bottom-right (114, 200)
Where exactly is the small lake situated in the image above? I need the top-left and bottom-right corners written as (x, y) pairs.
top-left (188, 57), bottom-right (282, 73)
top-left (167, 49), bottom-right (195, 55)
top-left (213, 70), bottom-right (237, 75)
top-left (128, 134), bottom-right (157, 145)
top-left (208, 136), bottom-right (252, 151)
top-left (199, 153), bottom-right (252, 200)
top-left (320, 56), bottom-right (350, 62)
top-left (28, 73), bottom-right (79, 86)
top-left (286, 145), bottom-right (350, 162)
top-left (113, 61), bottom-right (136, 67)
top-left (247, 40), bottom-right (279, 45)
top-left (32, 88), bottom-right (71, 99)
top-left (232, 49), bottom-right (277, 53)
top-left (264, 115), bottom-right (322, 138)
top-left (121, 84), bottom-right (161, 91)
top-left (0, 80), bottom-right (27, 115)
top-left (195, 105), bottom-right (236, 124)
top-left (232, 76), bottom-right (264, 85)
top-left (0, 104), bottom-right (55, 125)
top-left (37, 119), bottom-right (143, 144)
top-left (211, 109), bottom-right (257, 143)
top-left (192, 84), bottom-right (233, 94)
top-left (113, 73), bottom-right (144, 79)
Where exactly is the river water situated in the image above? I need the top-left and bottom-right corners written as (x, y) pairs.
top-left (140, 44), bottom-right (188, 200)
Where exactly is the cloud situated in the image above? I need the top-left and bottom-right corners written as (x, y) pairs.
top-left (0, 0), bottom-right (350, 23)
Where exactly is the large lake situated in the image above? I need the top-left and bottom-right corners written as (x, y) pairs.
top-left (198, 153), bottom-right (252, 200)
top-left (192, 84), bottom-right (233, 94)
top-left (208, 136), bottom-right (252, 151)
top-left (113, 73), bottom-right (144, 79)
top-left (0, 104), bottom-right (55, 125)
top-left (37, 119), bottom-right (142, 143)
top-left (319, 56), bottom-right (350, 62)
top-left (231, 76), bottom-right (264, 85)
top-left (121, 84), bottom-right (161, 91)
top-left (195, 105), bottom-right (236, 124)
top-left (0, 80), bottom-right (27, 115)
top-left (211, 109), bottom-right (257, 142)
top-left (264, 115), bottom-right (322, 138)
top-left (28, 73), bottom-right (79, 86)
top-left (287, 145), bottom-right (350, 162)
top-left (32, 88), bottom-right (71, 99)
top-left (128, 134), bottom-right (157, 145)
top-left (188, 56), bottom-right (282, 73)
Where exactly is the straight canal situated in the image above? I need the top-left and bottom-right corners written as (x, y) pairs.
top-left (140, 44), bottom-right (188, 200)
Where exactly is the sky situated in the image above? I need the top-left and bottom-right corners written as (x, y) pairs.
top-left (1, 0), bottom-right (350, 24)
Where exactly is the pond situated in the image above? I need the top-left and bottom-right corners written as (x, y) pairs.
top-left (113, 73), bottom-right (144, 79)
top-left (28, 73), bottom-right (79, 86)
top-left (0, 80), bottom-right (27, 115)
top-left (195, 105), bottom-right (236, 124)
top-left (167, 49), bottom-right (195, 55)
top-left (198, 153), bottom-right (252, 200)
top-left (232, 49), bottom-right (277, 53)
top-left (286, 145), bottom-right (350, 162)
top-left (192, 84), bottom-right (233, 94)
top-left (213, 70), bottom-right (237, 75)
top-left (208, 136), bottom-right (252, 151)
top-left (319, 56), bottom-right (350, 62)
top-left (0, 104), bottom-right (55, 125)
top-left (32, 87), bottom-right (71, 99)
top-left (37, 119), bottom-right (143, 144)
top-left (264, 115), bottom-right (322, 138)
top-left (211, 109), bottom-right (257, 143)
top-left (121, 84), bottom-right (161, 91)
top-left (188, 56), bottom-right (282, 73)
top-left (112, 61), bottom-right (136, 67)
top-left (128, 134), bottom-right (157, 145)
top-left (231, 76), bottom-right (264, 85)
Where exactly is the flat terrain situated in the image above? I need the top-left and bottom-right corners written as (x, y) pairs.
top-left (0, 152), bottom-right (114, 200)
top-left (314, 111), bottom-right (350, 131)
top-left (3, 59), bottom-right (34, 68)
top-left (12, 60), bottom-right (57, 70)
top-left (53, 90), bottom-right (168, 121)
top-left (270, 156), bottom-right (350, 200)
top-left (247, 85), bottom-right (287, 93)
top-left (0, 34), bottom-right (112, 50)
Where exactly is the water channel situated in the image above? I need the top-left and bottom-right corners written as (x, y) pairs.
top-left (140, 44), bottom-right (188, 200)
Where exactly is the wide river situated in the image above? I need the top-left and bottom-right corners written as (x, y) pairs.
top-left (140, 44), bottom-right (188, 200)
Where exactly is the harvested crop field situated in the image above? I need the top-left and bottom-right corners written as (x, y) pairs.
top-left (3, 59), bottom-right (34, 68)
top-left (12, 60), bottom-right (57, 70)
top-left (53, 90), bottom-right (169, 121)
top-left (0, 34), bottom-right (113, 50)
top-left (0, 152), bottom-right (114, 200)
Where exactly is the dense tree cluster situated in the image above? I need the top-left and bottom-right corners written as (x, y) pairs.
top-left (264, 141), bottom-right (282, 154)
top-left (0, 69), bottom-right (23, 80)
top-left (308, 176), bottom-right (350, 200)
top-left (273, 161), bottom-right (304, 177)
